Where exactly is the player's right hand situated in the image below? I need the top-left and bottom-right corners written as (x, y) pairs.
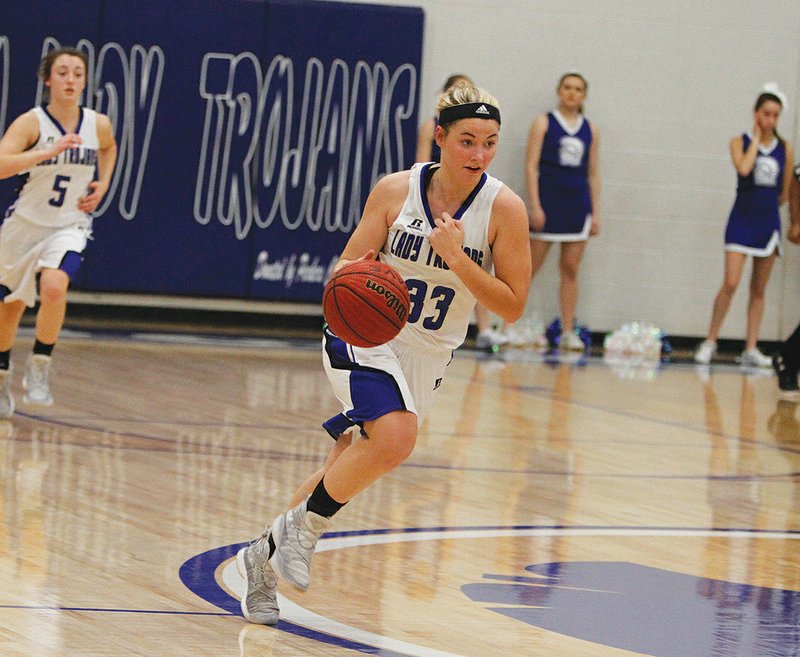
top-left (51, 133), bottom-right (82, 157)
top-left (334, 250), bottom-right (376, 274)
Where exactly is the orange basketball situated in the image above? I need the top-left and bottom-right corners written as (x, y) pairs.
top-left (322, 260), bottom-right (410, 348)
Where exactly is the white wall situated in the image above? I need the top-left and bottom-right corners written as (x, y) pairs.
top-left (336, 0), bottom-right (800, 340)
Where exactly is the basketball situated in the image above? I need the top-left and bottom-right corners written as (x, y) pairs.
top-left (322, 260), bottom-right (410, 348)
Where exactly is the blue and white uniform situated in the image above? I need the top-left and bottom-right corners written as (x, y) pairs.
top-left (536, 110), bottom-right (593, 242)
top-left (322, 162), bottom-right (501, 437)
top-left (0, 106), bottom-right (99, 305)
top-left (724, 134), bottom-right (785, 257)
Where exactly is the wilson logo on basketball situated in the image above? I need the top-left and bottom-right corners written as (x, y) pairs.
top-left (365, 279), bottom-right (407, 323)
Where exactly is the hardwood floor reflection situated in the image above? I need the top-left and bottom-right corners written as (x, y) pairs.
top-left (0, 334), bottom-right (798, 656)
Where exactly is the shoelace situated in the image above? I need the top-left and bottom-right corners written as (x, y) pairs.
top-left (279, 511), bottom-right (319, 575)
top-left (247, 536), bottom-right (278, 598)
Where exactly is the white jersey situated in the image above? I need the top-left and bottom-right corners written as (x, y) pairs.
top-left (381, 162), bottom-right (501, 351)
top-left (6, 106), bottom-right (99, 228)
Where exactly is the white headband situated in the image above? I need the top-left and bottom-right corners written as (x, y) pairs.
top-left (761, 82), bottom-right (787, 112)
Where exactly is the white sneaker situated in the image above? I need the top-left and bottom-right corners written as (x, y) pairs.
top-left (476, 328), bottom-right (508, 349)
top-left (268, 500), bottom-right (330, 591)
top-left (740, 347), bottom-right (773, 368)
top-left (23, 355), bottom-right (53, 406)
top-left (560, 331), bottom-right (585, 351)
top-left (0, 368), bottom-right (13, 418)
top-left (694, 340), bottom-right (716, 365)
top-left (236, 526), bottom-right (279, 625)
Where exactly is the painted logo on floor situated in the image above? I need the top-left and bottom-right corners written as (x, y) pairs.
top-left (462, 561), bottom-right (800, 657)
top-left (180, 526), bottom-right (800, 657)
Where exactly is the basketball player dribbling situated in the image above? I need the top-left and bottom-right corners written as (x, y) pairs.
top-left (235, 81), bottom-right (532, 625)
top-left (415, 73), bottom-right (505, 350)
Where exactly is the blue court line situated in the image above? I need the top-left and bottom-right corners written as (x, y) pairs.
top-left (181, 541), bottom-right (431, 657)
top-left (317, 524), bottom-right (800, 538)
top-left (0, 604), bottom-right (230, 616)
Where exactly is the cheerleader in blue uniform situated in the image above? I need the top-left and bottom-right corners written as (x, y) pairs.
top-left (695, 86), bottom-right (794, 367)
top-left (520, 72), bottom-right (600, 350)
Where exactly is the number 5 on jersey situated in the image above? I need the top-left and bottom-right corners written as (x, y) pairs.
top-left (49, 175), bottom-right (71, 207)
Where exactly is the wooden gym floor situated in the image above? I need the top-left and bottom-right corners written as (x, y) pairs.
top-left (0, 327), bottom-right (797, 657)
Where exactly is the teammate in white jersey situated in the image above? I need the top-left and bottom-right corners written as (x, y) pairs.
top-left (0, 47), bottom-right (117, 416)
top-left (236, 82), bottom-right (531, 625)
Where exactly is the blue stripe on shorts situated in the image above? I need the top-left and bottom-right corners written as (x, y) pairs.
top-left (322, 329), bottom-right (407, 438)
top-left (59, 251), bottom-right (84, 279)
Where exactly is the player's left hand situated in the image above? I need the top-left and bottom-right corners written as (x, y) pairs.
top-left (430, 212), bottom-right (464, 262)
top-left (590, 215), bottom-right (600, 236)
top-left (788, 223), bottom-right (800, 244)
top-left (77, 180), bottom-right (108, 214)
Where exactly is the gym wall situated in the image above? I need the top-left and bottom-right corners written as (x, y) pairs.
top-left (393, 0), bottom-right (800, 340)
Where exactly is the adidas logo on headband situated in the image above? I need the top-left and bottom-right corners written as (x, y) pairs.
top-left (439, 102), bottom-right (502, 126)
